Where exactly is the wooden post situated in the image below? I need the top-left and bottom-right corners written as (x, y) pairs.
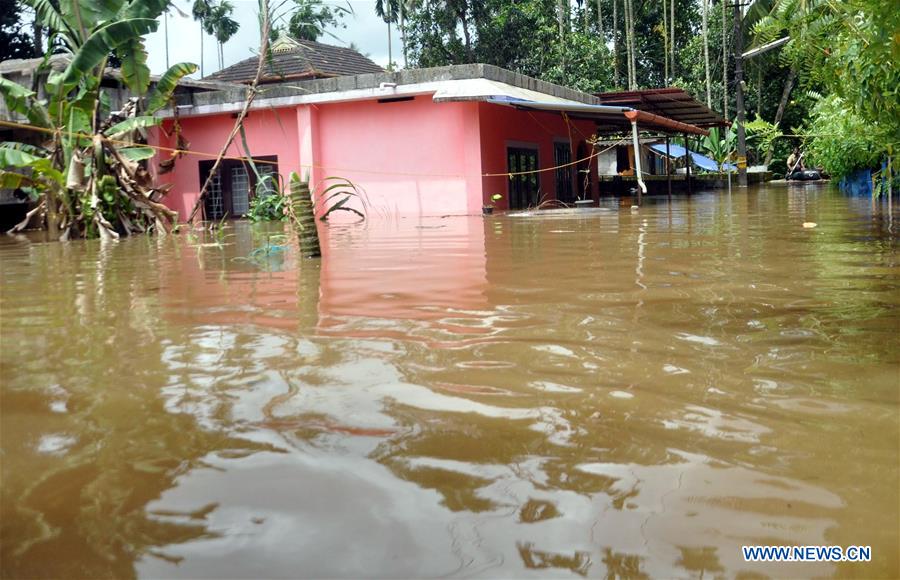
top-left (684, 132), bottom-right (692, 194)
top-left (665, 135), bottom-right (672, 198)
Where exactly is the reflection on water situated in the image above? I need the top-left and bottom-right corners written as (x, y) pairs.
top-left (1, 186), bottom-right (898, 578)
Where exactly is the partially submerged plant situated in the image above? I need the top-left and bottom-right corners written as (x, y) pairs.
top-left (285, 173), bottom-right (321, 258)
top-left (246, 185), bottom-right (287, 222)
top-left (284, 173), bottom-right (368, 258)
top-left (0, 0), bottom-right (198, 240)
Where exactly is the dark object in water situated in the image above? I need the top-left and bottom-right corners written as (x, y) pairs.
top-left (787, 169), bottom-right (823, 181)
top-left (482, 206), bottom-right (494, 215)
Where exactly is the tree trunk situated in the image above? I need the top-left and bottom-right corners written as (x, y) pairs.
top-left (702, 0), bottom-right (711, 107)
top-left (613, 0), bottom-right (620, 87)
top-left (199, 23), bottom-right (205, 77)
top-left (387, 21), bottom-right (392, 68)
top-left (400, 1), bottom-right (407, 68)
top-left (764, 66), bottom-right (797, 165)
top-left (662, 0), bottom-right (668, 84)
top-left (627, 0), bottom-right (636, 89)
top-left (557, 0), bottom-right (567, 38)
top-left (460, 11), bottom-right (473, 62)
top-left (623, 0), bottom-right (630, 88)
top-left (669, 0), bottom-right (675, 79)
top-left (596, 0), bottom-right (603, 40)
top-left (722, 0), bottom-right (728, 118)
top-left (32, 16), bottom-right (42, 57)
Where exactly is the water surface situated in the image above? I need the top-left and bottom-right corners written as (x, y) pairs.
top-left (1, 186), bottom-right (898, 578)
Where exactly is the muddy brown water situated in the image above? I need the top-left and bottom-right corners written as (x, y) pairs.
top-left (1, 186), bottom-right (898, 578)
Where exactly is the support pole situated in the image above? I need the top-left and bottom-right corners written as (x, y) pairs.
top-left (684, 132), bottom-right (692, 194)
top-left (625, 112), bottom-right (646, 205)
top-left (665, 135), bottom-right (672, 198)
top-left (734, 0), bottom-right (748, 186)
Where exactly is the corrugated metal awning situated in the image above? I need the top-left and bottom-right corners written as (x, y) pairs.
top-left (484, 96), bottom-right (709, 136)
top-left (595, 87), bottom-right (728, 128)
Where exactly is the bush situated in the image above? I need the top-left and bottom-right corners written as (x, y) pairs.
top-left (247, 193), bottom-right (286, 222)
top-left (804, 95), bottom-right (888, 180)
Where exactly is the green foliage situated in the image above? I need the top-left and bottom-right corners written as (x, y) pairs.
top-left (0, 0), bottom-right (196, 238)
top-left (316, 177), bottom-right (368, 221)
top-left (274, 0), bottom-right (350, 42)
top-left (699, 122), bottom-right (737, 173)
top-left (754, 0), bottom-right (899, 145)
top-left (804, 94), bottom-right (887, 180)
top-left (146, 63), bottom-right (200, 114)
top-left (247, 191), bottom-right (287, 222)
top-left (745, 115), bottom-right (783, 163)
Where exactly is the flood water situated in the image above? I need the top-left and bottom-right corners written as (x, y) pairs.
top-left (1, 185), bottom-right (898, 579)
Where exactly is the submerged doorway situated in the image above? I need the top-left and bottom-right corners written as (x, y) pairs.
top-left (554, 142), bottom-right (574, 204)
top-left (507, 147), bottom-right (539, 210)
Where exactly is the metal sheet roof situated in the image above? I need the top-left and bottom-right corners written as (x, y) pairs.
top-left (485, 96), bottom-right (709, 136)
top-left (595, 88), bottom-right (729, 128)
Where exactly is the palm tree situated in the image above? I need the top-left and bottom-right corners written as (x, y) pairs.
top-left (192, 0), bottom-right (212, 76)
top-left (207, 1), bottom-right (239, 69)
top-left (596, 0), bottom-right (604, 39)
top-left (285, 0), bottom-right (338, 41)
top-left (702, 0), bottom-right (711, 106)
top-left (669, 0), bottom-right (675, 79)
top-left (624, 0), bottom-right (636, 89)
top-left (722, 0), bottom-right (728, 117)
top-left (375, 0), bottom-right (399, 68)
top-left (662, 0), bottom-right (668, 84)
top-left (612, 0), bottom-right (619, 86)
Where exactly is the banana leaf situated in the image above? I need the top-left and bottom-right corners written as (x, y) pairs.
top-left (104, 116), bottom-right (160, 140)
top-left (59, 18), bottom-right (158, 87)
top-left (146, 63), bottom-right (199, 114)
top-left (119, 37), bottom-right (151, 96)
top-left (118, 146), bottom-right (156, 161)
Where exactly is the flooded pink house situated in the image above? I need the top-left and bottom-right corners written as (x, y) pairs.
top-left (153, 37), bottom-right (707, 220)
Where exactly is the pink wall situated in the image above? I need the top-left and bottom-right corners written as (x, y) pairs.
top-left (314, 96), bottom-right (484, 217)
top-left (153, 108), bottom-right (301, 220)
top-left (477, 102), bottom-right (599, 210)
top-left (153, 95), bottom-right (602, 221)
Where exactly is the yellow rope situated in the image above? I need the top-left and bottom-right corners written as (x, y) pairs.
top-left (0, 118), bottom-right (626, 179)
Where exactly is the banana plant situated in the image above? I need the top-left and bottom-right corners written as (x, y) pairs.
top-left (0, 0), bottom-right (198, 239)
top-left (700, 121), bottom-right (738, 173)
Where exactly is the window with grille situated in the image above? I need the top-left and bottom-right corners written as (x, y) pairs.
top-left (198, 156), bottom-right (279, 219)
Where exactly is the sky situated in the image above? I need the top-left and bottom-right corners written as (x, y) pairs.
top-left (144, 0), bottom-right (403, 77)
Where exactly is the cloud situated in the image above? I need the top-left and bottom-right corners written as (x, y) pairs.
top-left (144, 0), bottom-right (403, 77)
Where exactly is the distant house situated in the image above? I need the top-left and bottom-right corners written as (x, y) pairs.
top-left (203, 35), bottom-right (384, 84)
top-left (152, 54), bottom-right (715, 220)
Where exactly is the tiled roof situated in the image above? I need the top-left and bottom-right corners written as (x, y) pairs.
top-left (204, 39), bottom-right (384, 84)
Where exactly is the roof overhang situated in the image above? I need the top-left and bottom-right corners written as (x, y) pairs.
top-left (158, 76), bottom-right (592, 118)
top-left (484, 96), bottom-right (709, 136)
top-left (595, 87), bottom-right (727, 128)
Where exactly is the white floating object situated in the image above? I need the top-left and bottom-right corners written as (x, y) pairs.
top-left (609, 390), bottom-right (634, 399)
top-left (802, 222), bottom-right (817, 228)
top-left (630, 205), bottom-right (639, 211)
